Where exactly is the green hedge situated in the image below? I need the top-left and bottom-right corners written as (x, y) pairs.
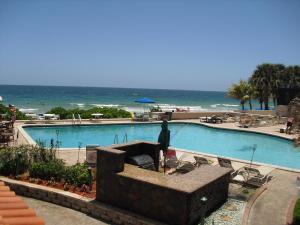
top-left (29, 161), bottom-right (91, 187)
top-left (0, 147), bottom-right (30, 176)
top-left (29, 159), bottom-right (65, 180)
top-left (0, 104), bottom-right (28, 120)
top-left (293, 199), bottom-right (300, 225)
top-left (0, 145), bottom-right (91, 187)
top-left (46, 106), bottom-right (131, 119)
top-left (64, 163), bottom-right (90, 187)
top-left (0, 145), bottom-right (57, 176)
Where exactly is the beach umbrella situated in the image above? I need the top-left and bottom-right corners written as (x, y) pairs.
top-left (134, 97), bottom-right (155, 112)
top-left (134, 97), bottom-right (155, 104)
top-left (158, 120), bottom-right (170, 173)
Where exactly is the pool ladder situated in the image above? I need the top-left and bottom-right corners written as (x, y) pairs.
top-left (123, 133), bottom-right (128, 143)
top-left (113, 134), bottom-right (119, 144)
top-left (113, 133), bottom-right (128, 144)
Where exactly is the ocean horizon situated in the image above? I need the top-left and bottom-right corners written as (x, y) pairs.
top-left (0, 84), bottom-right (253, 113)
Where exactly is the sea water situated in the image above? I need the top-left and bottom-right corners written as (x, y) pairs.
top-left (0, 84), bottom-right (261, 113)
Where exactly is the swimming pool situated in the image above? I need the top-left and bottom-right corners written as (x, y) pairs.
top-left (23, 123), bottom-right (300, 170)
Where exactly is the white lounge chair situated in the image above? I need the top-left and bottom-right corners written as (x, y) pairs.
top-left (232, 166), bottom-right (274, 187)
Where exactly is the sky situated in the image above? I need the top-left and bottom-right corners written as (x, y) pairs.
top-left (0, 0), bottom-right (300, 91)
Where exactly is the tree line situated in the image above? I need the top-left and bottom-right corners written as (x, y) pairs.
top-left (228, 63), bottom-right (300, 110)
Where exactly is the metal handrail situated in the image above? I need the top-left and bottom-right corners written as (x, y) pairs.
top-left (78, 114), bottom-right (82, 124)
top-left (123, 133), bottom-right (128, 143)
top-left (114, 134), bottom-right (119, 144)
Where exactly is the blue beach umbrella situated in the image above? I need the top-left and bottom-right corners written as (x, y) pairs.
top-left (134, 97), bottom-right (156, 112)
top-left (134, 97), bottom-right (155, 103)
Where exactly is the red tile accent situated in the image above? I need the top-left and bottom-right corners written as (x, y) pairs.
top-left (0, 216), bottom-right (45, 225)
top-left (0, 209), bottom-right (36, 218)
top-left (0, 197), bottom-right (22, 203)
top-left (0, 187), bottom-right (10, 192)
top-left (0, 192), bottom-right (16, 197)
top-left (0, 182), bottom-right (45, 225)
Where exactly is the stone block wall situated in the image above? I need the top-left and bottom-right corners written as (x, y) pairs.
top-left (288, 97), bottom-right (300, 131)
top-left (0, 177), bottom-right (165, 225)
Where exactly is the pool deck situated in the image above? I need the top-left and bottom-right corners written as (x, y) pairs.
top-left (12, 119), bottom-right (300, 225)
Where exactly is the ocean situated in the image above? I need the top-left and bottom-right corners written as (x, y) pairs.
top-left (0, 85), bottom-right (245, 113)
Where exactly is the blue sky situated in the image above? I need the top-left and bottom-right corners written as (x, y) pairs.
top-left (0, 0), bottom-right (299, 91)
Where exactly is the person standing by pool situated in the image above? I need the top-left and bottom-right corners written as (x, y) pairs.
top-left (286, 117), bottom-right (294, 134)
top-left (158, 120), bottom-right (170, 173)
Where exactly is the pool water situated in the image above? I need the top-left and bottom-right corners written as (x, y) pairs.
top-left (23, 123), bottom-right (300, 170)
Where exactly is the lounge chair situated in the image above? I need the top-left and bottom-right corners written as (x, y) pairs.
top-left (243, 166), bottom-right (273, 177)
top-left (207, 115), bottom-right (223, 124)
top-left (245, 175), bottom-right (272, 187)
top-left (164, 150), bottom-right (180, 169)
top-left (218, 157), bottom-right (233, 170)
top-left (232, 166), bottom-right (274, 187)
top-left (218, 157), bottom-right (244, 177)
top-left (175, 161), bottom-right (195, 174)
top-left (165, 157), bottom-right (180, 168)
top-left (199, 116), bottom-right (208, 122)
top-left (194, 156), bottom-right (209, 167)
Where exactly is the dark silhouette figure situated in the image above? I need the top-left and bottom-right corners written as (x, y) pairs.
top-left (158, 120), bottom-right (170, 172)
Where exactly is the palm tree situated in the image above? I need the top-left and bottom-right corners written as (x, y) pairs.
top-left (279, 65), bottom-right (300, 88)
top-left (250, 68), bottom-right (268, 109)
top-left (246, 84), bottom-right (254, 110)
top-left (228, 80), bottom-right (250, 110)
top-left (271, 64), bottom-right (285, 107)
top-left (250, 63), bottom-right (285, 110)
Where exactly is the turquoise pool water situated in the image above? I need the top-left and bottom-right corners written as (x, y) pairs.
top-left (23, 123), bottom-right (300, 170)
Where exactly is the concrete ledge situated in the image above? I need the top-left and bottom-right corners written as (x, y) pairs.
top-left (242, 186), bottom-right (267, 225)
top-left (0, 177), bottom-right (166, 225)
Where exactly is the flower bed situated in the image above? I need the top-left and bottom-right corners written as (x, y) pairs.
top-left (12, 175), bottom-right (96, 199)
top-left (0, 145), bottom-right (95, 198)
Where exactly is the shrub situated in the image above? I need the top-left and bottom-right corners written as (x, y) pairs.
top-left (0, 104), bottom-right (28, 120)
top-left (293, 199), bottom-right (300, 225)
top-left (64, 163), bottom-right (90, 187)
top-left (30, 141), bottom-right (57, 163)
top-left (0, 147), bottom-right (30, 176)
top-left (46, 106), bottom-right (131, 119)
top-left (46, 107), bottom-right (68, 119)
top-left (29, 159), bottom-right (65, 180)
top-left (0, 144), bottom-right (59, 176)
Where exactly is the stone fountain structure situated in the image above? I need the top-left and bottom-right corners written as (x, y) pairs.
top-left (95, 141), bottom-right (231, 225)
